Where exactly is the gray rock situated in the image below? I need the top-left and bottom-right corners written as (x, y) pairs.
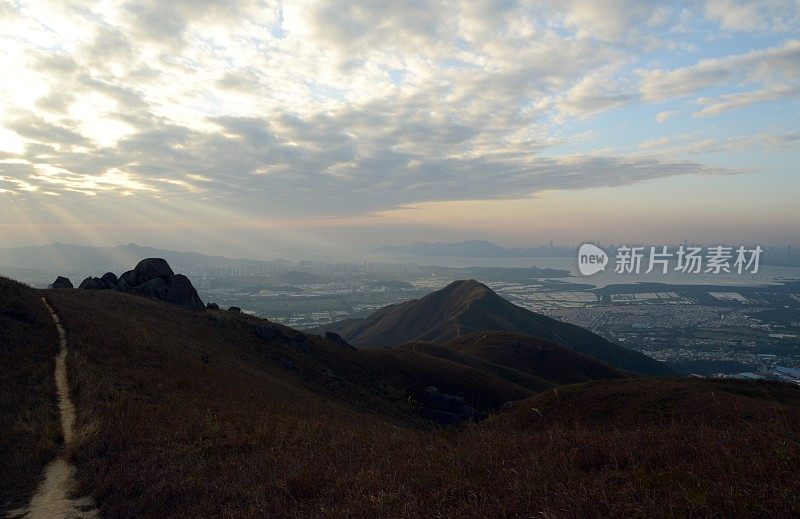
top-left (49, 276), bottom-right (73, 289)
top-left (133, 277), bottom-right (168, 299)
top-left (100, 272), bottom-right (118, 289)
top-left (163, 274), bottom-right (205, 310)
top-left (78, 276), bottom-right (103, 290)
top-left (133, 258), bottom-right (174, 285)
top-left (71, 259), bottom-right (205, 311)
top-left (119, 270), bottom-right (137, 288)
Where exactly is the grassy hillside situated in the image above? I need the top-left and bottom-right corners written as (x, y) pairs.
top-left (490, 377), bottom-right (800, 428)
top-left (43, 286), bottom-right (536, 517)
top-left (0, 278), bottom-right (60, 509)
top-left (400, 340), bottom-right (556, 392)
top-left (4, 280), bottom-right (799, 517)
top-left (443, 331), bottom-right (630, 385)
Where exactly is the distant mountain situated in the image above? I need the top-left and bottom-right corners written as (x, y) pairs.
top-left (315, 279), bottom-right (674, 376)
top-left (0, 243), bottom-right (272, 272)
top-left (375, 240), bottom-right (574, 257)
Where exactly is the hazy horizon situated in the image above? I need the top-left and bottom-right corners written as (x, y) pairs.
top-left (1, 1), bottom-right (799, 255)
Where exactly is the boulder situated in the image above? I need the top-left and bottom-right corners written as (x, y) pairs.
top-left (49, 276), bottom-right (73, 289)
top-left (133, 258), bottom-right (174, 285)
top-left (133, 277), bottom-right (168, 299)
top-left (78, 277), bottom-right (103, 290)
top-left (206, 302), bottom-right (219, 310)
top-left (100, 272), bottom-right (118, 289)
top-left (72, 258), bottom-right (206, 312)
top-left (163, 274), bottom-right (205, 311)
top-left (118, 270), bottom-right (137, 289)
top-left (228, 306), bottom-right (241, 313)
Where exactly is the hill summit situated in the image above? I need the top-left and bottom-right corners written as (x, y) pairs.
top-left (318, 279), bottom-right (673, 376)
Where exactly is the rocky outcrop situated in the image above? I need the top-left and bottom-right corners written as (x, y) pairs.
top-left (49, 276), bottom-right (73, 289)
top-left (100, 272), bottom-right (118, 289)
top-left (79, 277), bottom-right (104, 290)
top-left (132, 258), bottom-right (174, 285)
top-left (69, 258), bottom-right (204, 311)
top-left (133, 277), bottom-right (168, 299)
top-left (163, 274), bottom-right (204, 311)
top-left (118, 270), bottom-right (136, 290)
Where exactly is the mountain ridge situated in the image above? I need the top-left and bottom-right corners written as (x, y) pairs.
top-left (0, 243), bottom-right (277, 272)
top-left (316, 279), bottom-right (674, 376)
top-left (374, 240), bottom-right (573, 257)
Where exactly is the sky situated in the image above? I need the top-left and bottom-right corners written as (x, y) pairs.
top-left (0, 0), bottom-right (798, 258)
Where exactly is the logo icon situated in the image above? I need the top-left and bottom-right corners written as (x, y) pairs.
top-left (578, 243), bottom-right (608, 276)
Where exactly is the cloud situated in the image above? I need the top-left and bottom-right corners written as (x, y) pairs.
top-left (558, 0), bottom-right (671, 41)
top-left (639, 39), bottom-right (800, 102)
top-left (704, 0), bottom-right (800, 32)
top-left (0, 0), bottom-right (794, 223)
top-left (638, 131), bottom-right (800, 154)
top-left (655, 111), bottom-right (677, 123)
top-left (693, 84), bottom-right (800, 116)
top-left (556, 67), bottom-right (637, 118)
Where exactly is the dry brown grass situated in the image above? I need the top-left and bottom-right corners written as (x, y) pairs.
top-left (0, 277), bottom-right (60, 510)
top-left (16, 286), bottom-right (800, 517)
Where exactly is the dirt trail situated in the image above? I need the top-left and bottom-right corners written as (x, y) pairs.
top-left (5, 299), bottom-right (98, 519)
